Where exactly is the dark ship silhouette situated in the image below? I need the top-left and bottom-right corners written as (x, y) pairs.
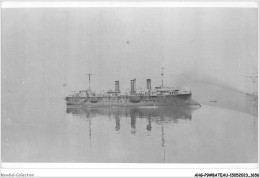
top-left (66, 69), bottom-right (200, 107)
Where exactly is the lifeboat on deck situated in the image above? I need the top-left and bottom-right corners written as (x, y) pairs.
top-left (129, 95), bottom-right (142, 103)
top-left (90, 96), bottom-right (100, 103)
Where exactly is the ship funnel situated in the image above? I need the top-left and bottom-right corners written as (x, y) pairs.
top-left (130, 79), bottom-right (136, 94)
top-left (115, 81), bottom-right (120, 92)
top-left (130, 80), bottom-right (134, 93)
top-left (147, 79), bottom-right (151, 90)
top-left (133, 79), bottom-right (136, 91)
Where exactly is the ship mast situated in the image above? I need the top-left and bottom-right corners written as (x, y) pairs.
top-left (161, 68), bottom-right (164, 88)
top-left (86, 73), bottom-right (94, 90)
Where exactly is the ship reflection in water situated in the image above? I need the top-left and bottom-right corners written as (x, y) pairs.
top-left (67, 106), bottom-right (195, 133)
top-left (66, 106), bottom-right (199, 162)
top-left (64, 104), bottom-right (257, 163)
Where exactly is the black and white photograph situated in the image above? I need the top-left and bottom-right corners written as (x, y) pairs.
top-left (1, 1), bottom-right (259, 177)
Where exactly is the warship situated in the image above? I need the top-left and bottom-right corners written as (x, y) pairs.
top-left (66, 68), bottom-right (200, 107)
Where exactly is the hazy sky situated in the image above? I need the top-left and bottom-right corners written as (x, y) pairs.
top-left (2, 8), bottom-right (258, 100)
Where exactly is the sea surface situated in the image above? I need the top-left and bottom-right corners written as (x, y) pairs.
top-left (2, 97), bottom-right (258, 163)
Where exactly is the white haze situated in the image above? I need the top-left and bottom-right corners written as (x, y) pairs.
top-left (2, 8), bottom-right (258, 108)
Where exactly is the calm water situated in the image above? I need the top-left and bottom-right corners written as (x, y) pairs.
top-left (2, 98), bottom-right (258, 163)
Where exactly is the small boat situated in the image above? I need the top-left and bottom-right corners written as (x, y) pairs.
top-left (209, 100), bottom-right (217, 103)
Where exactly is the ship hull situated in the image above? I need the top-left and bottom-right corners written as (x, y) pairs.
top-left (66, 94), bottom-right (200, 107)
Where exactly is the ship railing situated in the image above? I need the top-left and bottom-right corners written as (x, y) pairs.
top-left (178, 90), bottom-right (192, 94)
